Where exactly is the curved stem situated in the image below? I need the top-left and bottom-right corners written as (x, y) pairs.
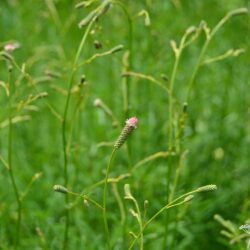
top-left (112, 183), bottom-right (126, 225)
top-left (185, 8), bottom-right (248, 101)
top-left (68, 191), bottom-right (103, 210)
top-left (126, 195), bottom-right (144, 250)
top-left (134, 200), bottom-right (144, 250)
top-left (103, 148), bottom-right (117, 250)
top-left (129, 186), bottom-right (203, 249)
top-left (62, 19), bottom-right (95, 250)
top-left (129, 200), bottom-right (187, 250)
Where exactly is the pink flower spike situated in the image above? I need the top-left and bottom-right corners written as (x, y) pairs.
top-left (126, 117), bottom-right (138, 128)
top-left (114, 116), bottom-right (138, 149)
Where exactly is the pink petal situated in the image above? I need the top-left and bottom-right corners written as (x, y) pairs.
top-left (127, 117), bottom-right (138, 127)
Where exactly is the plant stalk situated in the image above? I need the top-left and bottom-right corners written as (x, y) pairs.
top-left (7, 65), bottom-right (22, 249)
top-left (62, 19), bottom-right (95, 250)
top-left (103, 148), bottom-right (117, 249)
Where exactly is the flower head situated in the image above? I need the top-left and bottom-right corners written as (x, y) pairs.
top-left (114, 117), bottom-right (138, 149)
top-left (4, 43), bottom-right (20, 53)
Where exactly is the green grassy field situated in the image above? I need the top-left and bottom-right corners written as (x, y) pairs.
top-left (0, 0), bottom-right (249, 249)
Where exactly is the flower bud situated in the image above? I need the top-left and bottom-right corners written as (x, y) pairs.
top-left (53, 185), bottom-right (68, 194)
top-left (196, 184), bottom-right (217, 192)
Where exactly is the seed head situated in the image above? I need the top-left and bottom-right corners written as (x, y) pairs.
top-left (114, 117), bottom-right (138, 149)
top-left (196, 184), bottom-right (217, 192)
top-left (124, 184), bottom-right (133, 199)
top-left (94, 98), bottom-right (102, 107)
top-left (53, 185), bottom-right (68, 194)
top-left (184, 195), bottom-right (194, 202)
top-left (239, 224), bottom-right (250, 234)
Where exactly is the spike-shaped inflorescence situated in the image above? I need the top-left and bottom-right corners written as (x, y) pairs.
top-left (114, 117), bottom-right (138, 149)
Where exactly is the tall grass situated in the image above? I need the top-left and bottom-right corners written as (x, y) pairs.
top-left (0, 1), bottom-right (249, 249)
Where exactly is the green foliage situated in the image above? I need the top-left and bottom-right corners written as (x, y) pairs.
top-left (0, 0), bottom-right (249, 249)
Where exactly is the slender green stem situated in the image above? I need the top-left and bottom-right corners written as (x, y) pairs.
top-left (125, 10), bottom-right (133, 167)
top-left (103, 148), bottom-right (117, 250)
top-left (131, 151), bottom-right (169, 172)
top-left (111, 182), bottom-right (128, 248)
top-left (185, 8), bottom-right (248, 101)
top-left (82, 195), bottom-right (103, 210)
top-left (61, 19), bottom-right (95, 250)
top-left (186, 40), bottom-right (209, 101)
top-left (134, 200), bottom-right (144, 250)
top-left (169, 151), bottom-right (187, 202)
top-left (11, 59), bottom-right (62, 122)
top-left (68, 191), bottom-right (103, 210)
top-left (168, 39), bottom-right (189, 144)
top-left (168, 152), bottom-right (187, 248)
top-left (7, 66), bottom-right (22, 249)
top-left (112, 1), bottom-right (133, 168)
top-left (166, 36), bottom-right (187, 203)
top-left (164, 156), bottom-right (173, 249)
top-left (45, 0), bottom-right (62, 31)
top-left (0, 154), bottom-right (9, 169)
top-left (145, 201), bottom-right (186, 229)
top-left (129, 200), bottom-right (188, 250)
top-left (164, 28), bottom-right (195, 248)
top-left (129, 186), bottom-right (208, 249)
top-left (165, 37), bottom-right (184, 250)
top-left (124, 187), bottom-right (144, 250)
top-left (168, 32), bottom-right (189, 150)
top-left (111, 0), bottom-right (133, 118)
top-left (168, 54), bottom-right (179, 151)
top-left (122, 71), bottom-right (168, 92)
top-left (126, 195), bottom-right (144, 250)
top-left (112, 183), bottom-right (126, 225)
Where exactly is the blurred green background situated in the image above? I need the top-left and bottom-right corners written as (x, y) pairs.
top-left (0, 0), bottom-right (249, 249)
